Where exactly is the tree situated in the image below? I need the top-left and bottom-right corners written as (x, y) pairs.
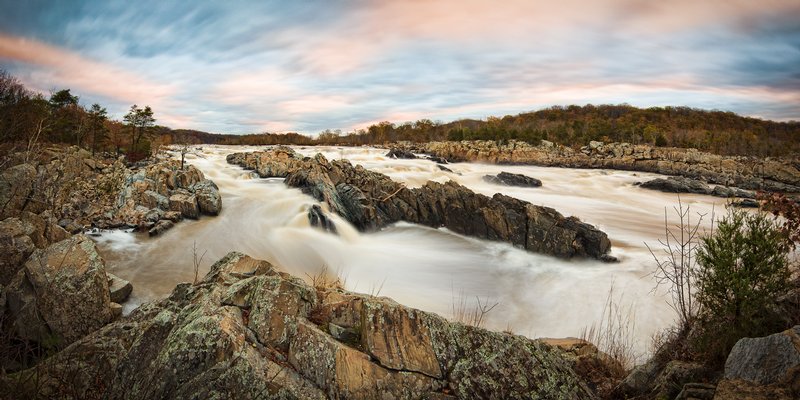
top-left (694, 209), bottom-right (791, 364)
top-left (87, 104), bottom-right (108, 155)
top-left (48, 89), bottom-right (82, 145)
top-left (123, 104), bottom-right (156, 159)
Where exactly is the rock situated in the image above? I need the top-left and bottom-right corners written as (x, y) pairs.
top-left (2, 252), bottom-right (594, 399)
top-left (420, 140), bottom-right (800, 193)
top-left (5, 235), bottom-right (112, 346)
top-left (731, 199), bottom-right (760, 208)
top-left (437, 164), bottom-right (454, 173)
top-left (385, 148), bottom-right (417, 159)
top-left (541, 337), bottom-right (623, 397)
top-left (614, 357), bottom-right (665, 397)
top-left (107, 273), bottom-right (133, 303)
top-left (0, 164), bottom-right (37, 219)
top-left (676, 383), bottom-right (716, 399)
top-left (230, 150), bottom-right (612, 260)
top-left (711, 186), bottom-right (756, 199)
top-left (639, 176), bottom-right (711, 194)
top-left (148, 219), bottom-right (174, 236)
top-left (427, 155), bottom-right (448, 164)
top-left (652, 361), bottom-right (708, 399)
top-left (483, 172), bottom-right (542, 187)
top-left (723, 326), bottom-right (800, 385)
top-left (141, 190), bottom-right (169, 210)
top-left (110, 302), bottom-right (123, 319)
top-left (162, 211), bottom-right (183, 222)
top-left (191, 179), bottom-right (222, 215)
top-left (713, 379), bottom-right (796, 400)
top-left (0, 217), bottom-right (36, 285)
top-left (307, 204), bottom-right (337, 234)
top-left (168, 190), bottom-right (199, 219)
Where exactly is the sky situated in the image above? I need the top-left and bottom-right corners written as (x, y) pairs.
top-left (0, 0), bottom-right (799, 134)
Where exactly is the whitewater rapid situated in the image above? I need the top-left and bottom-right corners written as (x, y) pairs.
top-left (93, 145), bottom-right (726, 360)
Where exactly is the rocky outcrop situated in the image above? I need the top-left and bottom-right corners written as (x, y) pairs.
top-left (0, 212), bottom-right (70, 285)
top-left (0, 146), bottom-right (222, 236)
top-left (636, 176), bottom-right (758, 202)
top-left (4, 235), bottom-right (113, 347)
top-left (713, 326), bottom-right (800, 399)
top-left (483, 172), bottom-right (542, 187)
top-left (228, 149), bottom-right (613, 260)
top-left (1, 252), bottom-right (594, 399)
top-left (413, 140), bottom-right (800, 192)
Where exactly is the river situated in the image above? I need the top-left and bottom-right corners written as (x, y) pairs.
top-left (93, 145), bottom-right (726, 360)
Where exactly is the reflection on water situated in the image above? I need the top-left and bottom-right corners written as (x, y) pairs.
top-left (95, 145), bottom-right (726, 358)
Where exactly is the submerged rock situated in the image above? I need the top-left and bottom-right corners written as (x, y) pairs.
top-left (639, 176), bottom-right (710, 194)
top-left (1, 252), bottom-right (594, 399)
top-left (229, 149), bottom-right (613, 260)
top-left (483, 171), bottom-right (542, 187)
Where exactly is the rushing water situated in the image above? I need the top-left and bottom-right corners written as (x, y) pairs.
top-left (93, 145), bottom-right (726, 359)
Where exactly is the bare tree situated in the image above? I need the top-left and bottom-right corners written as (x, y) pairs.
top-left (646, 196), bottom-right (710, 327)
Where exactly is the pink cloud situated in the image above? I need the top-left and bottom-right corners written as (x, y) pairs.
top-left (0, 34), bottom-right (175, 104)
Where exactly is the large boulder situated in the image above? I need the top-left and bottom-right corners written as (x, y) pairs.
top-left (483, 172), bottom-right (542, 187)
top-left (168, 190), bottom-right (199, 219)
top-left (5, 235), bottom-right (113, 346)
top-left (191, 179), bottom-right (222, 216)
top-left (0, 213), bottom-right (70, 286)
top-left (712, 326), bottom-right (800, 399)
top-left (1, 252), bottom-right (594, 399)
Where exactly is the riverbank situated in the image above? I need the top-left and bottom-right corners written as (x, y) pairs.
top-left (387, 140), bottom-right (800, 193)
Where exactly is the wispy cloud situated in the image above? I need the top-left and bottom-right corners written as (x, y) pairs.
top-left (0, 0), bottom-right (798, 133)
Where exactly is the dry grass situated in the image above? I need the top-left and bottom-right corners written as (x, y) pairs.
top-left (579, 283), bottom-right (640, 374)
top-left (450, 289), bottom-right (499, 329)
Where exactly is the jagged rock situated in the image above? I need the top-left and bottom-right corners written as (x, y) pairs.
top-left (437, 164), bottom-right (454, 173)
top-left (191, 179), bottom-right (222, 215)
top-left (110, 302), bottom-right (123, 319)
top-left (307, 204), bottom-right (337, 234)
top-left (483, 172), bottom-right (542, 187)
top-left (4, 235), bottom-right (112, 346)
top-left (107, 273), bottom-right (133, 303)
top-left (230, 149), bottom-right (612, 260)
top-left (427, 155), bottom-right (448, 164)
top-left (652, 361), bottom-right (708, 399)
top-left (168, 190), bottom-right (199, 219)
top-left (639, 176), bottom-right (711, 194)
top-left (711, 185), bottom-right (756, 199)
top-left (542, 337), bottom-right (623, 397)
top-left (1, 252), bottom-right (594, 399)
top-left (0, 164), bottom-right (37, 219)
top-left (386, 148), bottom-right (417, 159)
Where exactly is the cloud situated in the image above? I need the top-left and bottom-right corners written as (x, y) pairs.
top-left (1, 1), bottom-right (798, 133)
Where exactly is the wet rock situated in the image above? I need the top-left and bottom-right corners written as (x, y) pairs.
top-left (639, 176), bottom-right (711, 194)
top-left (307, 204), bottom-right (337, 234)
top-left (191, 179), bottom-right (222, 215)
top-left (731, 198), bottom-right (760, 208)
top-left (232, 150), bottom-right (612, 260)
top-left (386, 148), bottom-right (417, 159)
top-left (148, 219), bottom-right (174, 236)
top-left (5, 235), bottom-right (112, 346)
top-left (711, 185), bottom-right (756, 199)
top-left (483, 171), bottom-right (542, 187)
top-left (107, 273), bottom-right (133, 303)
top-left (168, 190), bottom-right (199, 219)
top-left (3, 251), bottom-right (594, 399)
top-left (437, 164), bottom-right (454, 173)
top-left (427, 155), bottom-right (448, 164)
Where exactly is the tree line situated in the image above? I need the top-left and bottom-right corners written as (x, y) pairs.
top-left (3, 69), bottom-right (798, 158)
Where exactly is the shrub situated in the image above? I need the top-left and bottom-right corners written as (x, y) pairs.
top-left (693, 209), bottom-right (791, 365)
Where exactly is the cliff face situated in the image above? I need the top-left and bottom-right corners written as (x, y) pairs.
top-left (413, 140), bottom-right (800, 193)
top-left (227, 148), bottom-right (613, 260)
top-left (3, 252), bottom-right (594, 400)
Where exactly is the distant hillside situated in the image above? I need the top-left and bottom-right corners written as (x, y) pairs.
top-left (321, 105), bottom-right (799, 157)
